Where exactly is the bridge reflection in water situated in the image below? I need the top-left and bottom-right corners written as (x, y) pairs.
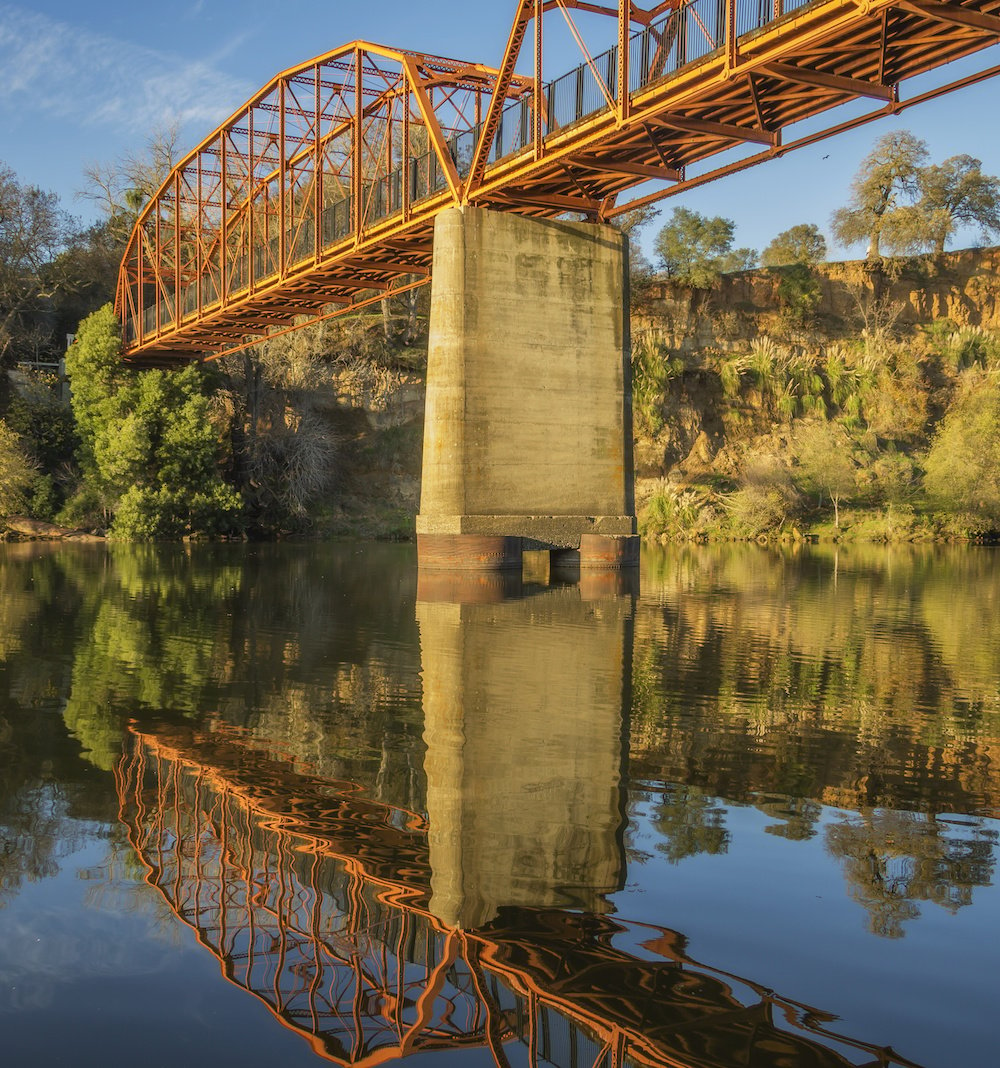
top-left (114, 575), bottom-right (921, 1068)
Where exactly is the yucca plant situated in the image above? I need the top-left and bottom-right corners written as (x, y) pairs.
top-left (943, 326), bottom-right (1000, 372)
top-left (718, 355), bottom-right (746, 398)
top-left (745, 336), bottom-right (785, 395)
top-left (640, 482), bottom-right (710, 538)
top-left (776, 380), bottom-right (798, 420)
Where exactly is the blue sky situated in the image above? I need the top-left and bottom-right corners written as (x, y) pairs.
top-left (2, 0), bottom-right (1000, 260)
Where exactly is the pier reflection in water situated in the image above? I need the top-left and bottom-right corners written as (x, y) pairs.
top-left (417, 570), bottom-right (631, 928)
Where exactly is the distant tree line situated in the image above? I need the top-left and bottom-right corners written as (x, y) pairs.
top-left (646, 129), bottom-right (1000, 288)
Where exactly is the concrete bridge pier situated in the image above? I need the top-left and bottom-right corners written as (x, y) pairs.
top-left (416, 206), bottom-right (637, 571)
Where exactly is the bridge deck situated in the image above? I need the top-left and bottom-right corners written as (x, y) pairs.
top-left (116, 0), bottom-right (1000, 363)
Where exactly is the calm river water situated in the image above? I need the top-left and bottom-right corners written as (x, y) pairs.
top-left (0, 541), bottom-right (997, 1068)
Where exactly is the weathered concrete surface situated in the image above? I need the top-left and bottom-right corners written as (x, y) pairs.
top-left (417, 206), bottom-right (636, 553)
top-left (418, 581), bottom-right (632, 929)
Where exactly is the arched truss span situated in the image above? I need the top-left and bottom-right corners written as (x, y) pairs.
top-left (117, 0), bottom-right (1000, 363)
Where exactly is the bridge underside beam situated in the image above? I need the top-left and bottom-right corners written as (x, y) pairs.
top-left (417, 206), bottom-right (637, 570)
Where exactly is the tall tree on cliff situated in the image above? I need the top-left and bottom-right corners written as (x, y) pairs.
top-left (830, 130), bottom-right (927, 260)
top-left (916, 154), bottom-right (1000, 255)
top-left (761, 223), bottom-right (827, 267)
top-left (654, 207), bottom-right (756, 288)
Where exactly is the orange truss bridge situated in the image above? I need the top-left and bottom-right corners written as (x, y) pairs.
top-left (114, 722), bottom-right (925, 1068)
top-left (117, 0), bottom-right (1000, 365)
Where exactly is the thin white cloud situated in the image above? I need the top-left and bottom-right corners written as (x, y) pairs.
top-left (0, 4), bottom-right (253, 140)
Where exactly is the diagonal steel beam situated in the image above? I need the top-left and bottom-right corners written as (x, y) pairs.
top-left (401, 55), bottom-right (464, 203)
top-left (467, 0), bottom-right (535, 195)
top-left (893, 0), bottom-right (1000, 34)
top-left (760, 61), bottom-right (894, 100)
top-left (653, 114), bottom-right (777, 145)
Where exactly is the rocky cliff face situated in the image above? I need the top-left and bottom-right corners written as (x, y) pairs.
top-left (628, 246), bottom-right (1000, 486)
top-left (638, 246), bottom-right (1000, 353)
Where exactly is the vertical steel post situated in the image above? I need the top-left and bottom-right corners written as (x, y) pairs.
top-left (173, 171), bottom-right (181, 323)
top-left (135, 237), bottom-right (143, 346)
top-left (726, 0), bottom-right (738, 72)
top-left (386, 95), bottom-right (394, 213)
top-left (248, 105), bottom-right (256, 294)
top-left (619, 0), bottom-right (631, 124)
top-left (403, 78), bottom-right (411, 222)
top-left (196, 153), bottom-right (203, 316)
top-left (315, 64), bottom-right (323, 260)
top-left (220, 132), bottom-right (228, 304)
top-left (279, 79), bottom-right (287, 277)
top-left (353, 47), bottom-right (363, 238)
top-left (533, 0), bottom-right (543, 159)
top-left (154, 206), bottom-right (161, 333)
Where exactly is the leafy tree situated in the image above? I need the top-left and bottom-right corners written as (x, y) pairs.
top-left (792, 420), bottom-right (858, 528)
top-left (613, 203), bottom-right (661, 239)
top-left (831, 130), bottom-right (928, 259)
top-left (0, 419), bottom-right (36, 516)
top-left (923, 374), bottom-right (1000, 529)
top-left (63, 305), bottom-right (126, 478)
top-left (654, 207), bottom-right (756, 287)
top-left (772, 262), bottom-right (823, 323)
top-left (761, 223), bottom-right (827, 267)
top-left (64, 305), bottom-right (243, 538)
top-left (4, 375), bottom-right (77, 519)
top-left (613, 205), bottom-right (662, 310)
top-left (48, 220), bottom-right (122, 337)
top-left (916, 154), bottom-right (1000, 255)
top-left (0, 163), bottom-right (75, 373)
top-left (726, 453), bottom-right (799, 536)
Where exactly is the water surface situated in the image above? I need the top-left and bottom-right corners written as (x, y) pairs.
top-left (0, 542), bottom-right (996, 1067)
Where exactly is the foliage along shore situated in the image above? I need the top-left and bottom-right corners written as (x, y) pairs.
top-left (2, 246), bottom-right (1000, 544)
top-left (630, 247), bottom-right (1000, 544)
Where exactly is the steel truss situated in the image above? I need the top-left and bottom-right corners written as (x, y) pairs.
top-left (116, 0), bottom-right (1000, 363)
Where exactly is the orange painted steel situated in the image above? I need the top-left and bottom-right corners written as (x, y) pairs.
top-left (117, 0), bottom-right (1000, 363)
top-left (115, 723), bottom-right (926, 1068)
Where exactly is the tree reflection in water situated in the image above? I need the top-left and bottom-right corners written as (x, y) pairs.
top-left (825, 809), bottom-right (998, 939)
